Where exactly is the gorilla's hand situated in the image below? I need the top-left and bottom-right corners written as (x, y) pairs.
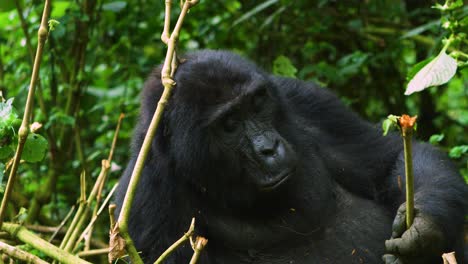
top-left (382, 204), bottom-right (444, 264)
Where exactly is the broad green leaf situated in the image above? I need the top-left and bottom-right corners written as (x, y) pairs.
top-left (0, 1), bottom-right (15, 12)
top-left (429, 134), bottom-right (444, 144)
top-left (0, 146), bottom-right (13, 160)
top-left (22, 134), bottom-right (48, 163)
top-left (45, 111), bottom-right (75, 129)
top-left (273, 56), bottom-right (297, 78)
top-left (406, 57), bottom-right (434, 81)
top-left (405, 50), bottom-right (457, 95)
top-left (51, 1), bottom-right (72, 18)
top-left (449, 145), bottom-right (468, 159)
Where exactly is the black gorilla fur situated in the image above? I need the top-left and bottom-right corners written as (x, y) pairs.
top-left (115, 50), bottom-right (467, 264)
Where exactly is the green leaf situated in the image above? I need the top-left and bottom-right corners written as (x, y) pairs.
top-left (233, 0), bottom-right (279, 26)
top-left (48, 19), bottom-right (60, 31)
top-left (272, 55), bottom-right (297, 78)
top-left (382, 119), bottom-right (392, 136)
top-left (0, 1), bottom-right (15, 12)
top-left (429, 134), bottom-right (444, 144)
top-left (382, 115), bottom-right (399, 136)
top-left (0, 98), bottom-right (18, 126)
top-left (337, 51), bottom-right (369, 77)
top-left (46, 111), bottom-right (75, 129)
top-left (401, 20), bottom-right (438, 39)
top-left (405, 50), bottom-right (457, 95)
top-left (51, 1), bottom-right (72, 18)
top-left (0, 146), bottom-right (13, 160)
top-left (387, 114), bottom-right (399, 123)
top-left (22, 134), bottom-right (48, 163)
top-left (449, 145), bottom-right (468, 158)
top-left (14, 207), bottom-right (28, 224)
top-left (102, 1), bottom-right (127, 12)
top-left (406, 57), bottom-right (434, 81)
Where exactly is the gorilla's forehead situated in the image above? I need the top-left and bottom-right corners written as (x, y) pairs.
top-left (174, 53), bottom-right (268, 107)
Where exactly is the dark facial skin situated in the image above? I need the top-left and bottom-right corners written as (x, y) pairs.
top-left (209, 84), bottom-right (297, 193)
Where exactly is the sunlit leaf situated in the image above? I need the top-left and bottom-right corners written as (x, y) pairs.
top-left (429, 134), bottom-right (444, 145)
top-left (0, 1), bottom-right (15, 12)
top-left (449, 145), bottom-right (468, 159)
top-left (405, 50), bottom-right (457, 95)
top-left (0, 146), bottom-right (13, 159)
top-left (382, 115), bottom-right (399, 136)
top-left (273, 55), bottom-right (297, 78)
top-left (406, 57), bottom-right (434, 81)
top-left (22, 134), bottom-right (48, 163)
top-left (48, 19), bottom-right (60, 31)
top-left (51, 1), bottom-right (72, 18)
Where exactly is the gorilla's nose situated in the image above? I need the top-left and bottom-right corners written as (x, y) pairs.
top-left (253, 135), bottom-right (279, 157)
top-left (251, 133), bottom-right (295, 174)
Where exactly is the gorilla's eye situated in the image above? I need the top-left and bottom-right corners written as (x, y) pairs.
top-left (222, 115), bottom-right (239, 133)
top-left (253, 89), bottom-right (268, 112)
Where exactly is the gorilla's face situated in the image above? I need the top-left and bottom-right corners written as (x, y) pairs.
top-left (212, 83), bottom-right (298, 193)
top-left (167, 53), bottom-right (298, 209)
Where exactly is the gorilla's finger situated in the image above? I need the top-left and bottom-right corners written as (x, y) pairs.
top-left (382, 254), bottom-right (397, 263)
top-left (385, 234), bottom-right (418, 256)
top-left (382, 254), bottom-right (405, 264)
top-left (391, 208), bottom-right (406, 238)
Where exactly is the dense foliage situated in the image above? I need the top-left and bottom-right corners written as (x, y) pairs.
top-left (0, 0), bottom-right (466, 262)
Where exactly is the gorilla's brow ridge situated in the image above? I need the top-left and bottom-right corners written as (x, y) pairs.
top-left (203, 79), bottom-right (269, 126)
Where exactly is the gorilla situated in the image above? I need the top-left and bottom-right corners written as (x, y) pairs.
top-left (115, 50), bottom-right (467, 264)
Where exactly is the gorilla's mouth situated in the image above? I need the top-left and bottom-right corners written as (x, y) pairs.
top-left (260, 169), bottom-right (293, 191)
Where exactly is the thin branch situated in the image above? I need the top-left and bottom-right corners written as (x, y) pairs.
top-left (161, 0), bottom-right (172, 44)
top-left (109, 204), bottom-right (116, 231)
top-left (77, 248), bottom-right (109, 258)
top-left (398, 115), bottom-right (417, 228)
top-left (59, 172), bottom-right (88, 250)
top-left (107, 113), bottom-right (125, 162)
top-left (14, 0), bottom-right (49, 122)
top-left (0, 0), bottom-right (51, 229)
top-left (65, 113), bottom-right (123, 252)
top-left (62, 163), bottom-right (109, 252)
top-left (49, 205), bottom-right (76, 242)
top-left (1, 223), bottom-right (91, 264)
top-left (0, 241), bottom-right (48, 264)
top-left (154, 218), bottom-right (195, 264)
top-left (114, 1), bottom-right (198, 263)
top-left (73, 183), bottom-right (119, 252)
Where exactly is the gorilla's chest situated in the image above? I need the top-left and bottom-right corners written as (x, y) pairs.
top-left (208, 188), bottom-right (393, 264)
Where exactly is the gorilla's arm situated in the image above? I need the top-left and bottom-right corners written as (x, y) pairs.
top-left (272, 76), bottom-right (467, 262)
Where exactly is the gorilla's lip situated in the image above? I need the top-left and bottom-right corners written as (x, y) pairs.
top-left (260, 169), bottom-right (292, 191)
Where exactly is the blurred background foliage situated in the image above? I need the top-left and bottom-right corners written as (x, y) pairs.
top-left (0, 0), bottom-right (466, 259)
